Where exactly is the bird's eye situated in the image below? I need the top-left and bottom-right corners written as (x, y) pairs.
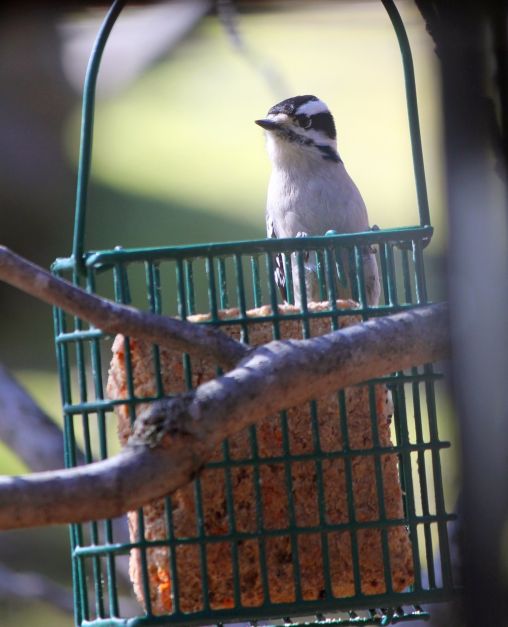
top-left (295, 114), bottom-right (312, 129)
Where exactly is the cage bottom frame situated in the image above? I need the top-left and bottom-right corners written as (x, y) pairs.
top-left (77, 605), bottom-right (433, 626)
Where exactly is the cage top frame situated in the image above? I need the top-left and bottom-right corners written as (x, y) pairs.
top-left (70, 0), bottom-right (432, 276)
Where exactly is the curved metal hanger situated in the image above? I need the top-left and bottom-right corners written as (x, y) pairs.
top-left (71, 0), bottom-right (431, 274)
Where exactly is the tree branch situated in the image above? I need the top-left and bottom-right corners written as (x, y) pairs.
top-left (0, 303), bottom-right (449, 530)
top-left (0, 246), bottom-right (248, 370)
top-left (0, 364), bottom-right (84, 471)
top-left (0, 562), bottom-right (74, 614)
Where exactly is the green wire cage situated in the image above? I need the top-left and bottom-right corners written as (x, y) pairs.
top-left (52, 1), bottom-right (457, 625)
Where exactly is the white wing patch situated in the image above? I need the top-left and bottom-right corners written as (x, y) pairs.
top-left (266, 214), bottom-right (287, 301)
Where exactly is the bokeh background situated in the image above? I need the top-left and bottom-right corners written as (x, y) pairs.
top-left (0, 2), bottom-right (457, 625)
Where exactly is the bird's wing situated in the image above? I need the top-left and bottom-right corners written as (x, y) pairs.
top-left (362, 245), bottom-right (381, 307)
top-left (266, 214), bottom-right (287, 302)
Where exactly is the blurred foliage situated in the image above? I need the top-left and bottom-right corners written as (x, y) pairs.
top-left (1, 604), bottom-right (70, 627)
top-left (0, 526), bottom-right (72, 627)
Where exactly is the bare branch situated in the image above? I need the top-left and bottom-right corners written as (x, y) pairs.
top-left (0, 562), bottom-right (74, 614)
top-left (0, 550), bottom-right (139, 617)
top-left (217, 0), bottom-right (290, 98)
top-left (0, 246), bottom-right (248, 370)
top-left (0, 303), bottom-right (449, 530)
top-left (0, 364), bottom-right (83, 471)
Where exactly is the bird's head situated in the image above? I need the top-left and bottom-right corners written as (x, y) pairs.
top-left (255, 95), bottom-right (341, 166)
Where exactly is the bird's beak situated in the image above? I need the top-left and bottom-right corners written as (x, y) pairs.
top-left (255, 118), bottom-right (281, 131)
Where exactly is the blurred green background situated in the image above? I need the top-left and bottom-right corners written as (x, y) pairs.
top-left (0, 2), bottom-right (456, 625)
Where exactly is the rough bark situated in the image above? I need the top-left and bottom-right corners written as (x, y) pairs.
top-left (0, 245), bottom-right (248, 370)
top-left (0, 303), bottom-right (449, 530)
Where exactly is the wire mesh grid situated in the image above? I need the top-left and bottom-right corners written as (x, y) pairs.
top-left (52, 227), bottom-right (455, 626)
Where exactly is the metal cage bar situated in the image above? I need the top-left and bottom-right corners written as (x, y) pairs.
top-left (72, 0), bottom-right (126, 273)
top-left (381, 0), bottom-right (431, 227)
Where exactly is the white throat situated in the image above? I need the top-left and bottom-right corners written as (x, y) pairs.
top-left (265, 131), bottom-right (339, 171)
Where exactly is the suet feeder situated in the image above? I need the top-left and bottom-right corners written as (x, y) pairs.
top-left (53, 1), bottom-right (457, 625)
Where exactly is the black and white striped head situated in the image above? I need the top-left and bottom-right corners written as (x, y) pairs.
top-left (255, 95), bottom-right (341, 164)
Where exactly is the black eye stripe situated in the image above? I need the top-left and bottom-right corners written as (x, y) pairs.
top-left (307, 112), bottom-right (336, 139)
top-left (291, 111), bottom-right (336, 139)
top-left (294, 113), bottom-right (311, 128)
